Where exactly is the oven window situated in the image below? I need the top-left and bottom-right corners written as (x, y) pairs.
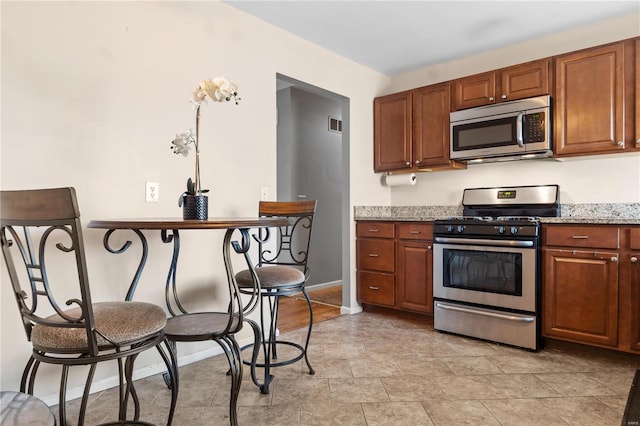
top-left (442, 248), bottom-right (522, 296)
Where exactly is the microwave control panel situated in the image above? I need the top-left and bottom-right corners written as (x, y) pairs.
top-left (523, 112), bottom-right (545, 143)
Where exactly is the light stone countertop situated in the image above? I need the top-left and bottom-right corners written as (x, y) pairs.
top-left (354, 204), bottom-right (640, 225)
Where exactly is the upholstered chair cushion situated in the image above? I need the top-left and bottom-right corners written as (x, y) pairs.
top-left (236, 265), bottom-right (305, 289)
top-left (31, 302), bottom-right (166, 352)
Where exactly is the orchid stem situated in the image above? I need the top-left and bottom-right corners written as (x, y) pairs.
top-left (195, 105), bottom-right (201, 194)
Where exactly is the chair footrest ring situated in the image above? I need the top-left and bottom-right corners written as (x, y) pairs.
top-left (241, 340), bottom-right (306, 368)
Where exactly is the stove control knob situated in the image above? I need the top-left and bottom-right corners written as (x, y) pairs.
top-left (457, 225), bottom-right (465, 233)
top-left (510, 226), bottom-right (518, 235)
top-left (447, 225), bottom-right (454, 233)
top-left (498, 226), bottom-right (506, 234)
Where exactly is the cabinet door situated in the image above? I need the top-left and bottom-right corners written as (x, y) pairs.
top-left (630, 251), bottom-right (640, 351)
top-left (554, 42), bottom-right (626, 156)
top-left (499, 58), bottom-right (550, 102)
top-left (630, 228), bottom-right (640, 351)
top-left (357, 271), bottom-right (395, 307)
top-left (413, 83), bottom-right (455, 167)
top-left (374, 91), bottom-right (412, 172)
top-left (543, 248), bottom-right (619, 347)
top-left (453, 71), bottom-right (495, 110)
top-left (356, 239), bottom-right (395, 272)
top-left (397, 240), bottom-right (433, 313)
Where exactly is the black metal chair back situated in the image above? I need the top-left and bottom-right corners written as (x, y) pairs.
top-left (255, 200), bottom-right (317, 282)
top-left (1, 187), bottom-right (102, 355)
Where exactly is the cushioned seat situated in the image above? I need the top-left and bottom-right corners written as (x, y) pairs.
top-left (32, 302), bottom-right (167, 352)
top-left (235, 265), bottom-right (305, 289)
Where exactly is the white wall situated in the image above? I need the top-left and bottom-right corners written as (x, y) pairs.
top-left (385, 12), bottom-right (640, 206)
top-left (0, 1), bottom-right (389, 400)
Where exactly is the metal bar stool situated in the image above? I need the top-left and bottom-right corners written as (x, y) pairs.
top-left (235, 200), bottom-right (317, 394)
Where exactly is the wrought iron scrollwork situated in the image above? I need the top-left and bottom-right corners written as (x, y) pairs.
top-left (102, 229), bottom-right (147, 302)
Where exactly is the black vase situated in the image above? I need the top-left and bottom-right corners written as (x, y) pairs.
top-left (182, 195), bottom-right (208, 220)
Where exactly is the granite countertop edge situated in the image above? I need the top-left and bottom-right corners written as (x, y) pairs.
top-left (354, 204), bottom-right (640, 225)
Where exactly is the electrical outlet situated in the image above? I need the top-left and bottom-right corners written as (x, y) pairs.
top-left (146, 182), bottom-right (159, 203)
top-left (260, 186), bottom-right (269, 201)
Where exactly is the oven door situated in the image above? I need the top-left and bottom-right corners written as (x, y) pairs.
top-left (433, 237), bottom-right (537, 313)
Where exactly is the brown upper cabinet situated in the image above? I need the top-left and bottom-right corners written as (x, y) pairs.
top-left (373, 91), bottom-right (412, 172)
top-left (452, 58), bottom-right (551, 110)
top-left (554, 39), bottom-right (636, 156)
top-left (636, 39), bottom-right (640, 150)
top-left (374, 83), bottom-right (465, 173)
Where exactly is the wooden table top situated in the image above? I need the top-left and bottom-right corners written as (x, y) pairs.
top-left (87, 217), bottom-right (290, 230)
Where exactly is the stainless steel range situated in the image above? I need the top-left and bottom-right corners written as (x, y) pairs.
top-left (433, 184), bottom-right (559, 351)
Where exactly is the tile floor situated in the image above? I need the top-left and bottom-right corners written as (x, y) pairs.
top-left (61, 308), bottom-right (639, 425)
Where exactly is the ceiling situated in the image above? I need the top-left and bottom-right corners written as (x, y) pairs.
top-left (224, 1), bottom-right (639, 76)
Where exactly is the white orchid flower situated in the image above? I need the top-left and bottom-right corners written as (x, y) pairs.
top-left (171, 130), bottom-right (195, 156)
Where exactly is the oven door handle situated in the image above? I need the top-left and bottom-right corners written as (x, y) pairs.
top-left (435, 302), bottom-right (535, 323)
top-left (434, 237), bottom-right (534, 247)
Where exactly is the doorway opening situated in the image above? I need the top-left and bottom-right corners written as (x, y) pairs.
top-left (276, 73), bottom-right (350, 312)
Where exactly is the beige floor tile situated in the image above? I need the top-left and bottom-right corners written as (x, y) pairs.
top-left (271, 377), bottom-right (331, 405)
top-left (328, 377), bottom-right (390, 404)
top-left (348, 357), bottom-right (403, 378)
top-left (441, 356), bottom-right (503, 375)
top-left (238, 403), bottom-right (301, 425)
top-left (172, 405), bottom-right (233, 425)
top-left (300, 402), bottom-right (367, 425)
top-left (434, 375), bottom-right (508, 399)
top-left (535, 372), bottom-right (619, 397)
top-left (541, 396), bottom-right (623, 425)
top-left (481, 398), bottom-right (570, 425)
top-left (381, 376), bottom-right (445, 401)
top-left (320, 342), bottom-right (369, 359)
top-left (305, 357), bottom-right (353, 378)
top-left (361, 401), bottom-right (434, 425)
top-left (589, 369), bottom-right (638, 394)
top-left (596, 394), bottom-right (629, 414)
top-left (422, 399), bottom-right (501, 425)
top-left (394, 356), bottom-right (455, 377)
top-left (484, 373), bottom-right (561, 398)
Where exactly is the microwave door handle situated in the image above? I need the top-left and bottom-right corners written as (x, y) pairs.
top-left (516, 112), bottom-right (524, 147)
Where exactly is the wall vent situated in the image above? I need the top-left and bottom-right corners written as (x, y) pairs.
top-left (328, 116), bottom-right (342, 133)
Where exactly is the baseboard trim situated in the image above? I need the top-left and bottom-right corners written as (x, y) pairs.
top-left (306, 280), bottom-right (342, 291)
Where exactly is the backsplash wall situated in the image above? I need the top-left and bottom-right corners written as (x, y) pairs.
top-left (389, 154), bottom-right (640, 206)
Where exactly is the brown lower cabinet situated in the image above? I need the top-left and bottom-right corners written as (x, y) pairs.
top-left (628, 228), bottom-right (640, 351)
top-left (356, 221), bottom-right (433, 314)
top-left (542, 224), bottom-right (640, 354)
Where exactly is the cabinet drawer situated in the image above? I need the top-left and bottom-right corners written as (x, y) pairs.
top-left (357, 239), bottom-right (394, 272)
top-left (397, 223), bottom-right (433, 240)
top-left (356, 222), bottom-right (395, 238)
top-left (631, 228), bottom-right (640, 250)
top-left (357, 271), bottom-right (394, 307)
top-left (544, 225), bottom-right (620, 249)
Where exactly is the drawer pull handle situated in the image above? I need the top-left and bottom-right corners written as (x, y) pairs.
top-left (368, 229), bottom-right (380, 232)
top-left (368, 286), bottom-right (380, 290)
top-left (571, 235), bottom-right (589, 239)
top-left (368, 254), bottom-right (379, 257)
top-left (631, 257), bottom-right (638, 263)
top-left (611, 256), bottom-right (618, 263)
top-left (409, 231), bottom-right (421, 234)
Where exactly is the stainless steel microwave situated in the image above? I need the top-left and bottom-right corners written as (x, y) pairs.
top-left (450, 95), bottom-right (552, 163)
